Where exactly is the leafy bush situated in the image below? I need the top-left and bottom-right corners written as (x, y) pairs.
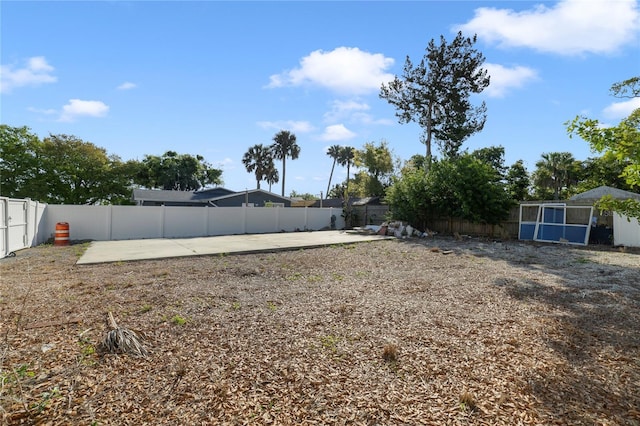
top-left (386, 154), bottom-right (513, 229)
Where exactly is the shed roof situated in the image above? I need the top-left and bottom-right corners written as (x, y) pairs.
top-left (569, 186), bottom-right (640, 201)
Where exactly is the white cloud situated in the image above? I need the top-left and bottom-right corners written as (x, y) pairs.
top-left (117, 81), bottom-right (137, 90)
top-left (483, 63), bottom-right (538, 97)
top-left (323, 100), bottom-right (370, 122)
top-left (323, 99), bottom-right (392, 126)
top-left (0, 56), bottom-right (57, 93)
top-left (217, 157), bottom-right (235, 170)
top-left (59, 99), bottom-right (109, 122)
top-left (319, 124), bottom-right (357, 141)
top-left (256, 120), bottom-right (315, 133)
top-left (267, 47), bottom-right (395, 95)
top-left (457, 0), bottom-right (640, 55)
top-left (603, 97), bottom-right (640, 119)
top-left (27, 106), bottom-right (58, 115)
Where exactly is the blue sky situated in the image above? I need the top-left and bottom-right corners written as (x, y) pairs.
top-left (2, 0), bottom-right (639, 197)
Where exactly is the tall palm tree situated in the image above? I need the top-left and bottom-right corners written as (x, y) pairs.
top-left (325, 144), bottom-right (342, 198)
top-left (337, 146), bottom-right (355, 200)
top-left (242, 144), bottom-right (274, 189)
top-left (533, 152), bottom-right (578, 200)
top-left (265, 165), bottom-right (279, 193)
top-left (337, 146), bottom-right (356, 227)
top-left (271, 130), bottom-right (300, 196)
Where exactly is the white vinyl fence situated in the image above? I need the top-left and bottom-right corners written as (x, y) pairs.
top-left (41, 204), bottom-right (344, 243)
top-left (1, 200), bottom-right (345, 258)
top-left (0, 197), bottom-right (47, 258)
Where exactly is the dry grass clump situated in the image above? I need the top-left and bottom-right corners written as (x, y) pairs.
top-left (382, 343), bottom-right (398, 363)
top-left (459, 391), bottom-right (477, 412)
top-left (101, 312), bottom-right (148, 357)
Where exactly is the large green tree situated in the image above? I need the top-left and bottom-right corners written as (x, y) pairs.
top-left (567, 77), bottom-right (640, 218)
top-left (0, 125), bottom-right (41, 198)
top-left (471, 146), bottom-right (507, 177)
top-left (572, 154), bottom-right (634, 195)
top-left (270, 130), bottom-right (300, 196)
top-left (0, 126), bottom-right (138, 204)
top-left (137, 150), bottom-right (222, 191)
top-left (355, 140), bottom-right (396, 196)
top-left (242, 144), bottom-right (275, 190)
top-left (380, 31), bottom-right (490, 165)
top-left (41, 134), bottom-right (140, 204)
top-left (505, 160), bottom-right (531, 201)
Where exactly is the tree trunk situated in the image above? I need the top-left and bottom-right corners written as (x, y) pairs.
top-left (326, 160), bottom-right (336, 198)
top-left (281, 158), bottom-right (286, 197)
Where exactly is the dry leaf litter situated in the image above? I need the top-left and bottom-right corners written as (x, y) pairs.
top-left (1, 236), bottom-right (639, 425)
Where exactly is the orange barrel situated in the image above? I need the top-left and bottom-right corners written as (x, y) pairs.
top-left (54, 222), bottom-right (70, 246)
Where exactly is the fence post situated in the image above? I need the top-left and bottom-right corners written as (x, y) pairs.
top-left (161, 205), bottom-right (166, 238)
top-left (204, 206), bottom-right (209, 236)
top-left (108, 205), bottom-right (113, 241)
top-left (243, 205), bottom-right (247, 234)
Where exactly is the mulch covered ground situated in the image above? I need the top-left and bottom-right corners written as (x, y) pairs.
top-left (1, 236), bottom-right (639, 425)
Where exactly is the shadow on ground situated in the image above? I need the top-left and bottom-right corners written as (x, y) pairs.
top-left (398, 235), bottom-right (640, 424)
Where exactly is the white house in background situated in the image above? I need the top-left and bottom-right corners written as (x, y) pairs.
top-left (132, 188), bottom-right (293, 207)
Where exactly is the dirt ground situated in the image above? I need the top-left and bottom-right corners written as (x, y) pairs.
top-left (1, 235), bottom-right (639, 425)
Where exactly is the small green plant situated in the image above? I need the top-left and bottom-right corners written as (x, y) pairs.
top-left (286, 272), bottom-right (304, 281)
top-left (32, 386), bottom-right (61, 413)
top-left (77, 340), bottom-right (97, 366)
top-left (267, 301), bottom-right (277, 311)
top-left (332, 273), bottom-right (344, 281)
top-left (172, 315), bottom-right (187, 326)
top-left (320, 335), bottom-right (340, 352)
top-left (81, 343), bottom-right (96, 357)
top-left (15, 364), bottom-right (36, 380)
top-left (231, 301), bottom-right (241, 310)
top-left (74, 243), bottom-right (90, 257)
top-left (307, 274), bottom-right (322, 283)
top-left (575, 257), bottom-right (591, 264)
top-left (140, 304), bottom-right (152, 313)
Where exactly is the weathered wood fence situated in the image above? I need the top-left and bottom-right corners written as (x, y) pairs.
top-left (352, 200), bottom-right (617, 240)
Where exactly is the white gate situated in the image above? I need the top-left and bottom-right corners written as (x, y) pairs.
top-left (0, 197), bottom-right (46, 258)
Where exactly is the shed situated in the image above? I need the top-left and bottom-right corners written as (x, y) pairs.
top-left (569, 186), bottom-right (640, 247)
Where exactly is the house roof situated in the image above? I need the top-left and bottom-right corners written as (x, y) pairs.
top-left (208, 189), bottom-right (291, 203)
top-left (569, 186), bottom-right (640, 201)
top-left (132, 188), bottom-right (207, 204)
top-left (192, 187), bottom-right (236, 199)
top-left (307, 197), bottom-right (382, 208)
top-left (132, 188), bottom-right (291, 205)
top-left (352, 196), bottom-right (383, 206)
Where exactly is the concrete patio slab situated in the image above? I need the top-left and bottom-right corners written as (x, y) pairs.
top-left (76, 230), bottom-right (393, 265)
